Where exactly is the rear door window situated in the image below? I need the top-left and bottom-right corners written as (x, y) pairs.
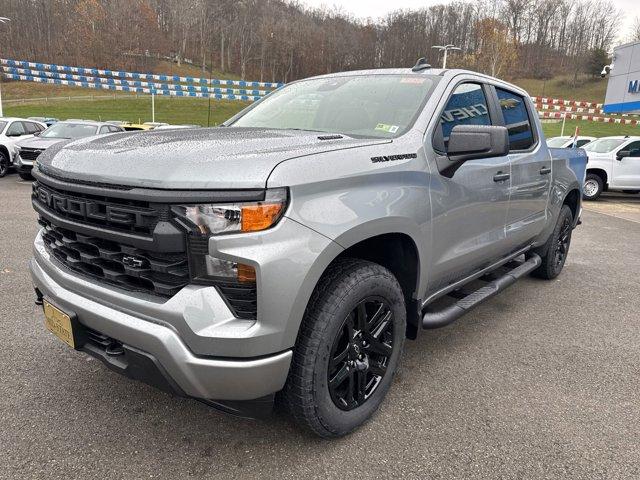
top-left (495, 88), bottom-right (535, 150)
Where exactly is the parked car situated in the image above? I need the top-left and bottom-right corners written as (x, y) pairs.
top-left (121, 123), bottom-right (154, 131)
top-left (582, 136), bottom-right (640, 200)
top-left (0, 117), bottom-right (47, 177)
top-left (29, 64), bottom-right (586, 437)
top-left (27, 117), bottom-right (59, 127)
top-left (154, 124), bottom-right (201, 130)
top-left (546, 136), bottom-right (596, 149)
top-left (15, 120), bottom-right (123, 180)
top-left (143, 122), bottom-right (169, 128)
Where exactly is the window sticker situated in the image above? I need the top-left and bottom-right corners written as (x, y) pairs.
top-left (375, 123), bottom-right (400, 133)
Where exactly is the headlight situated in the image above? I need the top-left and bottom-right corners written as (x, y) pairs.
top-left (172, 187), bottom-right (287, 235)
top-left (173, 188), bottom-right (288, 285)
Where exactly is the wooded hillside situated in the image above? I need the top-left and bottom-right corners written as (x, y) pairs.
top-left (0, 0), bottom-right (623, 83)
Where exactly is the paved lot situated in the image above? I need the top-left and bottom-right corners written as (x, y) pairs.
top-left (1, 174), bottom-right (639, 479)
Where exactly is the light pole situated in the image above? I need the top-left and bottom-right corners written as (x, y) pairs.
top-left (431, 44), bottom-right (461, 69)
top-left (0, 16), bottom-right (10, 117)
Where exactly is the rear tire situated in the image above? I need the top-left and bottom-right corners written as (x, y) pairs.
top-left (18, 172), bottom-right (33, 181)
top-left (582, 173), bottom-right (603, 201)
top-left (0, 151), bottom-right (9, 178)
top-left (532, 205), bottom-right (574, 280)
top-left (284, 258), bottom-right (406, 438)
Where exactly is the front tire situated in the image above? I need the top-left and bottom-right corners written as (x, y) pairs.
top-left (582, 173), bottom-right (603, 201)
top-left (0, 151), bottom-right (9, 178)
top-left (285, 258), bottom-right (406, 438)
top-left (532, 205), bottom-right (574, 280)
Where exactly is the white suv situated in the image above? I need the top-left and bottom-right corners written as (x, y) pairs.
top-left (0, 117), bottom-right (47, 177)
top-left (583, 136), bottom-right (640, 200)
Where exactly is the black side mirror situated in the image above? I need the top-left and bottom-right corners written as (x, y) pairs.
top-left (436, 125), bottom-right (510, 176)
top-left (616, 150), bottom-right (630, 161)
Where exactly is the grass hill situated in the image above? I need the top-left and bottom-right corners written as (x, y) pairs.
top-left (513, 75), bottom-right (608, 103)
top-left (3, 69), bottom-right (637, 135)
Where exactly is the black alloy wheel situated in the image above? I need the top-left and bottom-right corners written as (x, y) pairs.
top-left (327, 297), bottom-right (394, 411)
top-left (553, 213), bottom-right (572, 270)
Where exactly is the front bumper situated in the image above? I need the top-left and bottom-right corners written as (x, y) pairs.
top-left (30, 256), bottom-right (292, 401)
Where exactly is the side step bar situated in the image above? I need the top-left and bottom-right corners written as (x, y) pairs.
top-left (422, 253), bottom-right (541, 329)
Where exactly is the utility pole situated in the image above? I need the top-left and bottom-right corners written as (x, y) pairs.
top-left (431, 44), bottom-right (461, 69)
top-left (0, 17), bottom-right (11, 117)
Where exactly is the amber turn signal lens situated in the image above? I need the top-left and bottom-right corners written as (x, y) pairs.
top-left (241, 204), bottom-right (284, 232)
top-left (237, 263), bottom-right (256, 283)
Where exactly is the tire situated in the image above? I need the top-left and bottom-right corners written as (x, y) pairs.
top-left (18, 171), bottom-right (33, 181)
top-left (284, 258), bottom-right (406, 438)
top-left (622, 190), bottom-right (640, 194)
top-left (0, 151), bottom-right (9, 178)
top-left (582, 173), bottom-right (603, 201)
top-left (531, 205), bottom-right (574, 280)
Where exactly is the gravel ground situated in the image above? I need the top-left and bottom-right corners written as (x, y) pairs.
top-left (1, 175), bottom-right (639, 479)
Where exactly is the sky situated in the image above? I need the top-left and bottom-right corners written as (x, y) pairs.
top-left (297, 0), bottom-right (639, 43)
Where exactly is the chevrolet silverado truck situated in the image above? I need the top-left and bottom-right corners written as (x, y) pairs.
top-left (29, 62), bottom-right (587, 438)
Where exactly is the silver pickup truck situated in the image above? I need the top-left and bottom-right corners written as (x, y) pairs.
top-left (29, 61), bottom-right (587, 437)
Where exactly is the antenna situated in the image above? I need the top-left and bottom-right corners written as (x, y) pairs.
top-left (412, 58), bottom-right (432, 72)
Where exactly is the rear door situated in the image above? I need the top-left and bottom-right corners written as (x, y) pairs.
top-left (493, 86), bottom-right (552, 249)
top-left (611, 140), bottom-right (640, 188)
top-left (426, 81), bottom-right (512, 292)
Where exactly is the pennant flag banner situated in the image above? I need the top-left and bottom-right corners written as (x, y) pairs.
top-left (0, 58), bottom-right (283, 103)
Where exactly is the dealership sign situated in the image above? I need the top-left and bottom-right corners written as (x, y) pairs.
top-left (603, 41), bottom-right (640, 114)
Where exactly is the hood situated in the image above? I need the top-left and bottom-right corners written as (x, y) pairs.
top-left (16, 136), bottom-right (68, 150)
top-left (37, 127), bottom-right (389, 189)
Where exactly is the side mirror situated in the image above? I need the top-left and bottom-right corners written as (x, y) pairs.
top-left (616, 150), bottom-right (630, 161)
top-left (436, 125), bottom-right (510, 176)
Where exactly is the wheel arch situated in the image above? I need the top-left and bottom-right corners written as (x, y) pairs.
top-left (586, 167), bottom-right (608, 186)
top-left (303, 224), bottom-right (424, 340)
top-left (562, 187), bottom-right (581, 223)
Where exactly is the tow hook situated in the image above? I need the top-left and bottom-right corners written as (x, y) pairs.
top-left (34, 288), bottom-right (43, 306)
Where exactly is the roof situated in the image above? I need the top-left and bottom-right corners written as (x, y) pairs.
top-left (296, 67), bottom-right (530, 99)
top-left (54, 119), bottom-right (110, 126)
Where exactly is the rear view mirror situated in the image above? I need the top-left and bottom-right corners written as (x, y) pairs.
top-left (616, 150), bottom-right (630, 161)
top-left (436, 125), bottom-right (509, 176)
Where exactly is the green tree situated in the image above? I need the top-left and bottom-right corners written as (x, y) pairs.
top-left (584, 48), bottom-right (609, 78)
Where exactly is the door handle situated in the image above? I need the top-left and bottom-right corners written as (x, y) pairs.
top-left (540, 166), bottom-right (551, 175)
top-left (493, 171), bottom-right (510, 182)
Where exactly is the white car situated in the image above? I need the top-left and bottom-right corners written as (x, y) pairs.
top-left (546, 136), bottom-right (596, 149)
top-left (583, 136), bottom-right (640, 200)
top-left (0, 117), bottom-right (47, 177)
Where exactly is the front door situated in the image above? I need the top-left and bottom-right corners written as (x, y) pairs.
top-left (612, 140), bottom-right (640, 189)
top-left (427, 82), bottom-right (512, 293)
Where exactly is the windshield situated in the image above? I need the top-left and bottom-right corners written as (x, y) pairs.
top-left (583, 138), bottom-right (626, 153)
top-left (546, 137), bottom-right (569, 148)
top-left (41, 123), bottom-right (98, 139)
top-left (230, 75), bottom-right (439, 138)
top-left (0, 121), bottom-right (6, 134)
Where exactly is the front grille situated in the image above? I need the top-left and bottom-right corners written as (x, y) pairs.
top-left (32, 181), bottom-right (164, 235)
top-left (19, 148), bottom-right (43, 162)
top-left (40, 218), bottom-right (189, 297)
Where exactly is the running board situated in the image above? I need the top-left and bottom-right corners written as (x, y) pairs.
top-left (421, 253), bottom-right (541, 329)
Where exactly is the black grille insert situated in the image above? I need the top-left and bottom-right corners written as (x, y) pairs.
top-left (215, 281), bottom-right (257, 320)
top-left (19, 148), bottom-right (43, 162)
top-left (40, 218), bottom-right (189, 297)
top-left (33, 181), bottom-right (165, 235)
